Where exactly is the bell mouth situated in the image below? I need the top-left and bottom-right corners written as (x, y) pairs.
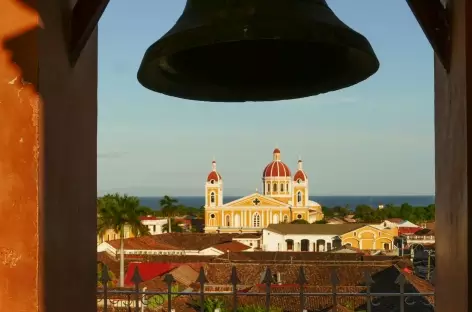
top-left (138, 38), bottom-right (379, 102)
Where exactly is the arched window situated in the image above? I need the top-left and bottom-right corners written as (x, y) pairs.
top-left (226, 215), bottom-right (231, 227)
top-left (253, 213), bottom-right (261, 227)
top-left (267, 183), bottom-right (270, 193)
top-left (286, 183), bottom-right (289, 192)
top-left (281, 183), bottom-right (284, 192)
top-left (210, 192), bottom-right (215, 203)
top-left (273, 183), bottom-right (277, 192)
top-left (297, 191), bottom-right (302, 203)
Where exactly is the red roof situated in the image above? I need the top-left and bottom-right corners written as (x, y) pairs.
top-left (139, 216), bottom-right (161, 221)
top-left (124, 262), bottom-right (206, 286)
top-left (207, 171), bottom-right (222, 182)
top-left (273, 148), bottom-right (281, 154)
top-left (398, 227), bottom-right (422, 235)
top-left (293, 170), bottom-right (307, 181)
top-left (212, 241), bottom-right (251, 252)
top-left (263, 161), bottom-right (291, 177)
top-left (125, 262), bottom-right (176, 286)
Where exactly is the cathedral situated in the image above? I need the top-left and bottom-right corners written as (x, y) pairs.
top-left (204, 148), bottom-right (324, 233)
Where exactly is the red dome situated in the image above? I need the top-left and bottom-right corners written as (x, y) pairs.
top-left (207, 171), bottom-right (222, 182)
top-left (263, 161), bottom-right (291, 177)
top-left (273, 148), bottom-right (281, 154)
top-left (294, 170), bottom-right (307, 181)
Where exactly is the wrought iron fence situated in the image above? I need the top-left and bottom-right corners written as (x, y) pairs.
top-left (97, 265), bottom-right (435, 312)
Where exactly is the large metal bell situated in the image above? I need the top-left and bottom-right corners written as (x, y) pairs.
top-left (137, 0), bottom-right (380, 102)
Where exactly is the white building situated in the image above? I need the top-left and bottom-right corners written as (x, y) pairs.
top-left (139, 216), bottom-right (168, 235)
top-left (262, 223), bottom-right (365, 252)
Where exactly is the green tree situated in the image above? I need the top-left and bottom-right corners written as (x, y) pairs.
top-left (160, 195), bottom-right (179, 233)
top-left (314, 220), bottom-right (327, 224)
top-left (162, 219), bottom-right (184, 233)
top-left (400, 203), bottom-right (413, 220)
top-left (97, 193), bottom-right (151, 287)
top-left (291, 219), bottom-right (309, 224)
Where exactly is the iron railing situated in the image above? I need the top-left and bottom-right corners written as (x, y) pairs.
top-left (97, 265), bottom-right (435, 312)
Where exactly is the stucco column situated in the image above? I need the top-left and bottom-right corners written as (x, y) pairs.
top-left (0, 1), bottom-right (97, 311)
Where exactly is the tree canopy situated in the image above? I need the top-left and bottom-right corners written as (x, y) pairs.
top-left (322, 202), bottom-right (435, 224)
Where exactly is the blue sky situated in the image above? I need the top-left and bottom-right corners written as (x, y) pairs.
top-left (97, 0), bottom-right (434, 196)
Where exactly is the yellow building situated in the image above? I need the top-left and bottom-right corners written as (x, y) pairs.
top-left (204, 148), bottom-right (324, 233)
top-left (340, 225), bottom-right (398, 250)
top-left (97, 225), bottom-right (135, 245)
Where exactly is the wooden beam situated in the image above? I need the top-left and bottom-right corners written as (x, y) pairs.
top-left (69, 0), bottom-right (110, 67)
top-left (406, 0), bottom-right (451, 72)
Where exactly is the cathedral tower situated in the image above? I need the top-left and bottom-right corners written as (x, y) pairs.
top-left (293, 159), bottom-right (309, 207)
top-left (205, 160), bottom-right (223, 207)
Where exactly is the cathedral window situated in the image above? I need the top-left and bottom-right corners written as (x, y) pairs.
top-left (281, 183), bottom-right (284, 192)
top-left (253, 213), bottom-right (261, 227)
top-left (273, 183), bottom-right (277, 192)
top-left (297, 191), bottom-right (302, 203)
top-left (266, 183), bottom-right (270, 193)
top-left (226, 215), bottom-right (231, 227)
top-left (283, 215), bottom-right (288, 223)
top-left (297, 214), bottom-right (302, 219)
top-left (210, 214), bottom-right (215, 219)
top-left (210, 192), bottom-right (215, 203)
top-left (286, 183), bottom-right (289, 192)
top-left (210, 179), bottom-right (215, 184)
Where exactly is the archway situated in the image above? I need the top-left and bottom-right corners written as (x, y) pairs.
top-left (301, 239), bottom-right (309, 252)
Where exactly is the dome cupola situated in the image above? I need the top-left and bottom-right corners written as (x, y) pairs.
top-left (263, 148), bottom-right (291, 177)
top-left (207, 160), bottom-right (222, 184)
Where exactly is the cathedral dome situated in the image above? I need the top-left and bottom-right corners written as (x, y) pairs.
top-left (263, 148), bottom-right (291, 178)
top-left (207, 160), bottom-right (222, 183)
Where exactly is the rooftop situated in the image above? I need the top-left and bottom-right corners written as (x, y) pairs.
top-left (266, 223), bottom-right (366, 235)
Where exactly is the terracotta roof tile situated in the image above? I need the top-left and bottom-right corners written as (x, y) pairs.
top-left (106, 236), bottom-right (179, 250)
top-left (212, 241), bottom-right (251, 252)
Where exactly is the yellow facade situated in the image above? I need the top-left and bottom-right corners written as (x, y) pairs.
top-left (204, 149), bottom-right (324, 233)
top-left (97, 225), bottom-right (135, 245)
top-left (340, 225), bottom-right (398, 250)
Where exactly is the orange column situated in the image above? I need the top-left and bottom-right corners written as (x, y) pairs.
top-left (0, 1), bottom-right (97, 311)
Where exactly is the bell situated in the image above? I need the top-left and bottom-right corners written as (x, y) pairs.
top-left (137, 0), bottom-right (379, 102)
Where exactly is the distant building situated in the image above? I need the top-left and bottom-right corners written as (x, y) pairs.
top-left (262, 223), bottom-right (398, 252)
top-left (97, 233), bottom-right (253, 258)
top-left (204, 148), bottom-right (324, 234)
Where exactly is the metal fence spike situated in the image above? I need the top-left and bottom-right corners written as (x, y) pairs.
top-left (395, 273), bottom-right (407, 286)
top-left (363, 269), bottom-right (374, 286)
top-left (262, 267), bottom-right (273, 285)
top-left (131, 266), bottom-right (143, 285)
top-left (229, 266), bottom-right (241, 285)
top-left (296, 266), bottom-right (308, 285)
top-left (164, 273), bottom-right (175, 285)
top-left (100, 264), bottom-right (111, 284)
top-left (196, 267), bottom-right (208, 285)
top-left (330, 269), bottom-right (340, 286)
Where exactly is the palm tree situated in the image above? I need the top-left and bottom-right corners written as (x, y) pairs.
top-left (97, 193), bottom-right (151, 287)
top-left (162, 219), bottom-right (184, 233)
top-left (159, 195), bottom-right (178, 233)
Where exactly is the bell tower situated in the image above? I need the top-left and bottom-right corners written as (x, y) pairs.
top-left (293, 159), bottom-right (309, 207)
top-left (205, 160), bottom-right (223, 207)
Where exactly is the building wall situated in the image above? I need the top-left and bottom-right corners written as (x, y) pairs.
top-left (262, 230), bottom-right (338, 252)
top-left (0, 0), bottom-right (98, 311)
top-left (340, 226), bottom-right (396, 250)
